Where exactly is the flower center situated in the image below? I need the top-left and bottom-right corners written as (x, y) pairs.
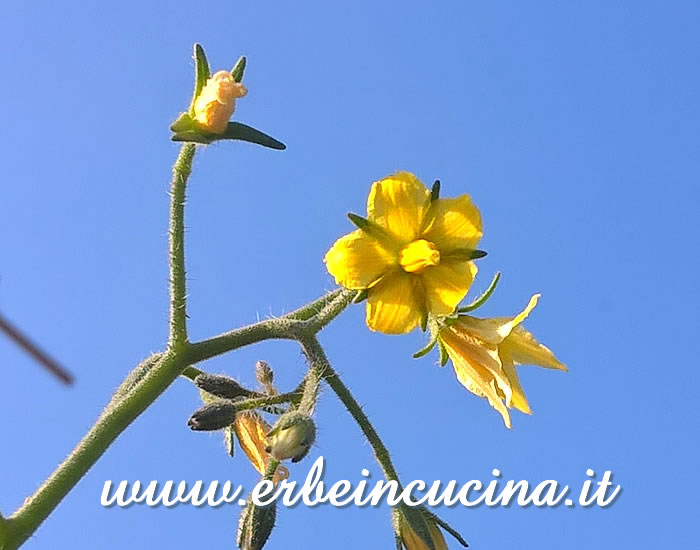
top-left (399, 239), bottom-right (441, 274)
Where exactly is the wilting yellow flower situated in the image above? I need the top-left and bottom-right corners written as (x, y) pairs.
top-left (193, 70), bottom-right (247, 134)
top-left (233, 411), bottom-right (289, 484)
top-left (439, 294), bottom-right (567, 428)
top-left (400, 515), bottom-right (447, 550)
top-left (325, 172), bottom-right (483, 334)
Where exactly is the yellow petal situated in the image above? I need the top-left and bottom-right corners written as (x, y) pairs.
top-left (324, 229), bottom-right (396, 289)
top-left (421, 195), bottom-right (483, 252)
top-left (366, 270), bottom-right (423, 334)
top-left (193, 71), bottom-right (247, 134)
top-left (367, 172), bottom-right (430, 243)
top-left (421, 260), bottom-right (478, 316)
top-left (441, 330), bottom-right (512, 428)
top-left (499, 346), bottom-right (532, 414)
top-left (233, 412), bottom-right (289, 484)
top-left (502, 325), bottom-right (568, 371)
top-left (455, 294), bottom-right (540, 344)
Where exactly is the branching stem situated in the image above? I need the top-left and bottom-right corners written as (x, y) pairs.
top-left (0, 140), bottom-right (400, 550)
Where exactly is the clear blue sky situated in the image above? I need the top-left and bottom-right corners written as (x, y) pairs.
top-left (1, 1), bottom-right (698, 548)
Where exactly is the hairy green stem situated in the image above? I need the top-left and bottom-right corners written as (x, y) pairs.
top-left (298, 336), bottom-right (329, 414)
top-left (182, 365), bottom-right (203, 380)
top-left (285, 288), bottom-right (343, 320)
top-left (231, 391), bottom-right (300, 412)
top-left (0, 150), bottom-right (354, 550)
top-left (186, 289), bottom-right (355, 364)
top-left (4, 352), bottom-right (187, 548)
top-left (169, 143), bottom-right (196, 348)
top-left (0, 288), bottom-right (353, 548)
top-left (305, 337), bottom-right (402, 485)
top-left (1, 145), bottom-right (197, 549)
top-left (263, 457), bottom-right (280, 482)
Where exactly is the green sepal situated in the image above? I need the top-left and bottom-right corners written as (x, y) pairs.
top-left (220, 122), bottom-right (286, 149)
top-left (422, 508), bottom-right (469, 548)
top-left (431, 179), bottom-right (441, 201)
top-left (441, 314), bottom-right (460, 327)
top-left (443, 248), bottom-right (488, 261)
top-left (347, 212), bottom-right (370, 230)
top-left (458, 271), bottom-right (501, 313)
top-left (420, 311), bottom-right (428, 332)
top-left (438, 339), bottom-right (449, 366)
top-left (170, 112), bottom-right (196, 133)
top-left (172, 122), bottom-right (286, 149)
top-left (346, 214), bottom-right (396, 247)
top-left (400, 505), bottom-right (437, 550)
top-left (353, 289), bottom-right (369, 304)
top-left (189, 43), bottom-right (211, 116)
top-left (171, 131), bottom-right (216, 144)
top-left (231, 55), bottom-right (247, 83)
top-left (412, 337), bottom-right (438, 359)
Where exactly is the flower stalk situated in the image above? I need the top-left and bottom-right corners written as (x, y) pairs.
top-left (169, 143), bottom-right (195, 348)
top-left (302, 336), bottom-right (403, 486)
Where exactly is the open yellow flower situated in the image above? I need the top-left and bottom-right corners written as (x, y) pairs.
top-left (233, 411), bottom-right (289, 484)
top-left (325, 172), bottom-right (483, 334)
top-left (439, 294), bottom-right (567, 428)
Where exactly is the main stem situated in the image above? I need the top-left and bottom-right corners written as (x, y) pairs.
top-left (1, 144), bottom-right (197, 549)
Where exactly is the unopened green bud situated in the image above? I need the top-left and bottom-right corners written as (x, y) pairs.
top-left (195, 373), bottom-right (253, 399)
top-left (255, 361), bottom-right (274, 386)
top-left (187, 400), bottom-right (237, 431)
top-left (265, 411), bottom-right (316, 462)
top-left (237, 499), bottom-right (276, 550)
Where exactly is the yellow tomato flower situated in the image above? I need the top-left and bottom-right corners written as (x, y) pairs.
top-left (439, 294), bottom-right (567, 428)
top-left (193, 70), bottom-right (248, 134)
top-left (400, 515), bottom-right (448, 550)
top-left (233, 411), bottom-right (289, 484)
top-left (325, 172), bottom-right (483, 334)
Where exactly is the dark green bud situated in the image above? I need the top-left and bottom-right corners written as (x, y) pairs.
top-left (195, 373), bottom-right (253, 399)
top-left (187, 400), bottom-right (237, 431)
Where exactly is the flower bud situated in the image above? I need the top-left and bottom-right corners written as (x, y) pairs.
top-left (265, 411), bottom-right (316, 462)
top-left (255, 361), bottom-right (274, 386)
top-left (237, 499), bottom-right (276, 550)
top-left (195, 373), bottom-right (253, 399)
top-left (187, 400), bottom-right (237, 431)
top-left (193, 70), bottom-right (247, 134)
top-left (399, 513), bottom-right (448, 550)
